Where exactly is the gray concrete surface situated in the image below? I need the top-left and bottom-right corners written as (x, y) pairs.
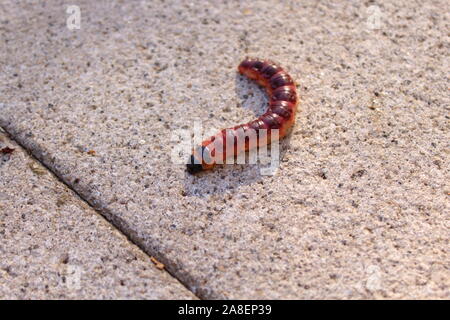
top-left (0, 0), bottom-right (448, 299)
top-left (0, 131), bottom-right (196, 299)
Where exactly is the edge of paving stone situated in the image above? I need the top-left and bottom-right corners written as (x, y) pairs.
top-left (0, 119), bottom-right (213, 299)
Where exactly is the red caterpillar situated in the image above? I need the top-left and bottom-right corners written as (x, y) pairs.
top-left (187, 58), bottom-right (298, 173)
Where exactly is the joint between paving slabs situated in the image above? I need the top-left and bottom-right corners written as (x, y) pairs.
top-left (0, 124), bottom-right (205, 300)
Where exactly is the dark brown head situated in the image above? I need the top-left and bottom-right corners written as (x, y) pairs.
top-left (186, 154), bottom-right (204, 174)
top-left (186, 146), bottom-right (209, 174)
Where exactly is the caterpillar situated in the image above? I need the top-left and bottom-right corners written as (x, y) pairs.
top-left (187, 58), bottom-right (298, 174)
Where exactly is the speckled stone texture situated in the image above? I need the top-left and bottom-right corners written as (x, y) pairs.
top-left (0, 0), bottom-right (448, 299)
top-left (0, 132), bottom-right (196, 299)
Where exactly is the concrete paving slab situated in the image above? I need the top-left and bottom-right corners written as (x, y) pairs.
top-left (0, 132), bottom-right (196, 299)
top-left (0, 0), bottom-right (448, 298)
